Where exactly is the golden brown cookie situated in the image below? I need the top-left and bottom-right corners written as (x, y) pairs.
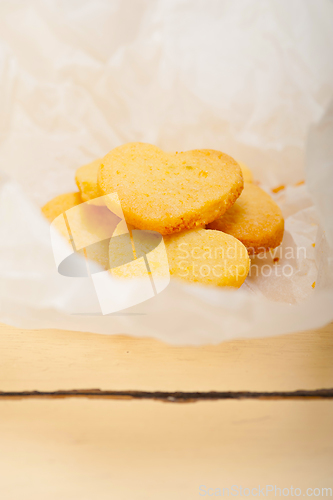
top-left (41, 192), bottom-right (82, 223)
top-left (197, 149), bottom-right (253, 183)
top-left (207, 183), bottom-right (284, 254)
top-left (75, 158), bottom-right (102, 202)
top-left (110, 228), bottom-right (249, 287)
top-left (98, 143), bottom-right (243, 235)
top-left (163, 228), bottom-right (250, 287)
top-left (200, 149), bottom-right (253, 186)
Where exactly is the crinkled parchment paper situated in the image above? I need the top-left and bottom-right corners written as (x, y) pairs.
top-left (0, 0), bottom-right (333, 344)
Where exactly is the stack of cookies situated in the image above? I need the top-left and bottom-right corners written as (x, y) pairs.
top-left (42, 143), bottom-right (284, 288)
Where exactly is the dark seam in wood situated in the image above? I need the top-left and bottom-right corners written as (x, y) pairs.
top-left (0, 389), bottom-right (332, 402)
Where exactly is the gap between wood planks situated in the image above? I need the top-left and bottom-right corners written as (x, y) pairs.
top-left (0, 389), bottom-right (332, 403)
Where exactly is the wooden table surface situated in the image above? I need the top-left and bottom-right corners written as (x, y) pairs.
top-left (1, 321), bottom-right (333, 499)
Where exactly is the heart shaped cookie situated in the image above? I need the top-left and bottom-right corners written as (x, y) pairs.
top-left (98, 143), bottom-right (243, 235)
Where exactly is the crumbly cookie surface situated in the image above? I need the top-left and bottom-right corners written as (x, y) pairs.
top-left (198, 149), bottom-right (253, 184)
top-left (110, 227), bottom-right (249, 287)
top-left (164, 228), bottom-right (250, 287)
top-left (207, 183), bottom-right (284, 253)
top-left (98, 143), bottom-right (243, 235)
top-left (75, 159), bottom-right (102, 202)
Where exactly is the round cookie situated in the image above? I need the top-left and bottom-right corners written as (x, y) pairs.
top-left (207, 183), bottom-right (284, 254)
top-left (98, 143), bottom-right (243, 235)
top-left (41, 192), bottom-right (82, 223)
top-left (75, 158), bottom-right (102, 202)
top-left (237, 161), bottom-right (253, 183)
top-left (164, 228), bottom-right (250, 287)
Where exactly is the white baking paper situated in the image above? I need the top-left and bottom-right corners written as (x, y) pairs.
top-left (0, 0), bottom-right (333, 344)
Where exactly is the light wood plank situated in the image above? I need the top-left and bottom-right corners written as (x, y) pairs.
top-left (1, 322), bottom-right (333, 392)
top-left (0, 398), bottom-right (332, 499)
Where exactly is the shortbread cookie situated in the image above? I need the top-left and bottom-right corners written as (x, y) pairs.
top-left (198, 149), bottom-right (253, 183)
top-left (207, 183), bottom-right (284, 254)
top-left (75, 158), bottom-right (102, 202)
top-left (98, 143), bottom-right (243, 235)
top-left (237, 161), bottom-right (253, 183)
top-left (41, 192), bottom-right (82, 223)
top-left (110, 228), bottom-right (249, 287)
top-left (163, 228), bottom-right (250, 287)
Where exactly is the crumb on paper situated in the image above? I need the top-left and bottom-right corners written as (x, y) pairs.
top-left (295, 180), bottom-right (305, 186)
top-left (312, 281), bottom-right (316, 289)
top-left (312, 243), bottom-right (315, 247)
top-left (273, 257), bottom-right (279, 263)
top-left (272, 184), bottom-right (285, 193)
